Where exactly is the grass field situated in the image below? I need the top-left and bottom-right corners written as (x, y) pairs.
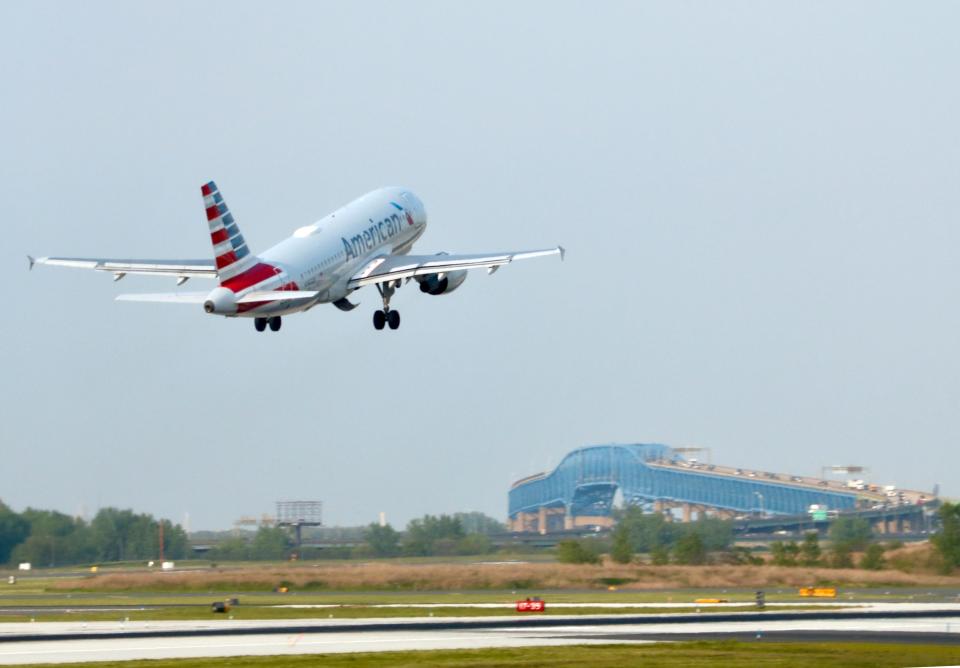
top-left (0, 587), bottom-right (848, 622)
top-left (3, 560), bottom-right (957, 623)
top-left (3, 584), bottom-right (956, 605)
top-left (10, 560), bottom-right (959, 593)
top-left (0, 587), bottom-right (864, 606)
top-left (0, 604), bottom-right (849, 623)
top-left (7, 642), bottom-right (960, 667)
top-left (0, 582), bottom-right (946, 622)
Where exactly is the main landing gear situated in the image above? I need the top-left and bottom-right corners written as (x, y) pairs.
top-left (373, 281), bottom-right (401, 330)
top-left (373, 309), bottom-right (400, 330)
top-left (254, 316), bottom-right (282, 332)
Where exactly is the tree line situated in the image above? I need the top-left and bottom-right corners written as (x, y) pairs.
top-left (358, 512), bottom-right (500, 558)
top-left (557, 505), bottom-right (956, 571)
top-left (933, 501), bottom-right (960, 573)
top-left (205, 511), bottom-right (506, 562)
top-left (7, 498), bottom-right (955, 572)
top-left (558, 506), bottom-right (735, 565)
top-left (0, 501), bottom-right (188, 566)
top-left (764, 516), bottom-right (891, 570)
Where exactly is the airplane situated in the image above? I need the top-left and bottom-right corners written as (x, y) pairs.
top-left (29, 182), bottom-right (564, 332)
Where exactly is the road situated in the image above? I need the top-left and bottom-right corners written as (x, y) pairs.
top-left (0, 604), bottom-right (959, 664)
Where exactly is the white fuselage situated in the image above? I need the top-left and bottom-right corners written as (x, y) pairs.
top-left (226, 187), bottom-right (427, 316)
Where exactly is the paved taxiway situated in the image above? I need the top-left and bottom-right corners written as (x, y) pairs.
top-left (1, 604), bottom-right (959, 664)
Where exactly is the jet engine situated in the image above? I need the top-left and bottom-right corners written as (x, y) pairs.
top-left (203, 287), bottom-right (238, 315)
top-left (416, 270), bottom-right (467, 295)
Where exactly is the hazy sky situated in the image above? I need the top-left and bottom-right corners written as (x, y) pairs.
top-left (2, 2), bottom-right (959, 530)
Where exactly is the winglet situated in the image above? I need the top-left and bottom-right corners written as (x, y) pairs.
top-left (558, 245), bottom-right (566, 261)
top-left (27, 255), bottom-right (35, 271)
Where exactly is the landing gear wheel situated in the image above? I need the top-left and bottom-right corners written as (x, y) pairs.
top-left (374, 282), bottom-right (399, 331)
top-left (269, 316), bottom-right (282, 332)
top-left (254, 317), bottom-right (267, 332)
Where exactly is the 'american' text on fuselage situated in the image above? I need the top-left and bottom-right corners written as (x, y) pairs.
top-left (341, 210), bottom-right (411, 261)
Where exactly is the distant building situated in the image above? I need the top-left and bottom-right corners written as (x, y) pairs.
top-left (508, 443), bottom-right (926, 534)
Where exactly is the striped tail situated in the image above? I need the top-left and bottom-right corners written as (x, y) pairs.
top-left (201, 181), bottom-right (255, 282)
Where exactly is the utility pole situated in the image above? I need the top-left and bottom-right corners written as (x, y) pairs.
top-left (158, 521), bottom-right (165, 562)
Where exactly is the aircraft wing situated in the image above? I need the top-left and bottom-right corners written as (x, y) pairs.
top-left (348, 246), bottom-right (564, 289)
top-left (29, 256), bottom-right (216, 279)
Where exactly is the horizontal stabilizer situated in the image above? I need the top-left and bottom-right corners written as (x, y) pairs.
top-left (116, 290), bottom-right (319, 306)
top-left (34, 257), bottom-right (216, 278)
top-left (116, 292), bottom-right (208, 304)
top-left (236, 290), bottom-right (318, 304)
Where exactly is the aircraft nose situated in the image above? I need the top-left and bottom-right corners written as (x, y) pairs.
top-left (398, 189), bottom-right (426, 225)
top-left (411, 194), bottom-right (427, 224)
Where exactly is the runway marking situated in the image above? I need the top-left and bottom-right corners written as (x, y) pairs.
top-left (0, 619), bottom-right (958, 664)
top-left (2, 609), bottom-right (960, 664)
top-left (272, 602), bottom-right (851, 609)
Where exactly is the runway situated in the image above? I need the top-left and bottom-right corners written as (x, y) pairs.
top-left (1, 605), bottom-right (960, 664)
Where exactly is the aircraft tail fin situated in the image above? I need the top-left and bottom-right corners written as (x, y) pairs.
top-left (201, 181), bottom-right (256, 284)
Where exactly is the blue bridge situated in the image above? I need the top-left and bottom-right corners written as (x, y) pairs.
top-left (508, 444), bottom-right (872, 533)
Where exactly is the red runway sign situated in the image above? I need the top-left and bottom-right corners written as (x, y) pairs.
top-left (516, 598), bottom-right (545, 612)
